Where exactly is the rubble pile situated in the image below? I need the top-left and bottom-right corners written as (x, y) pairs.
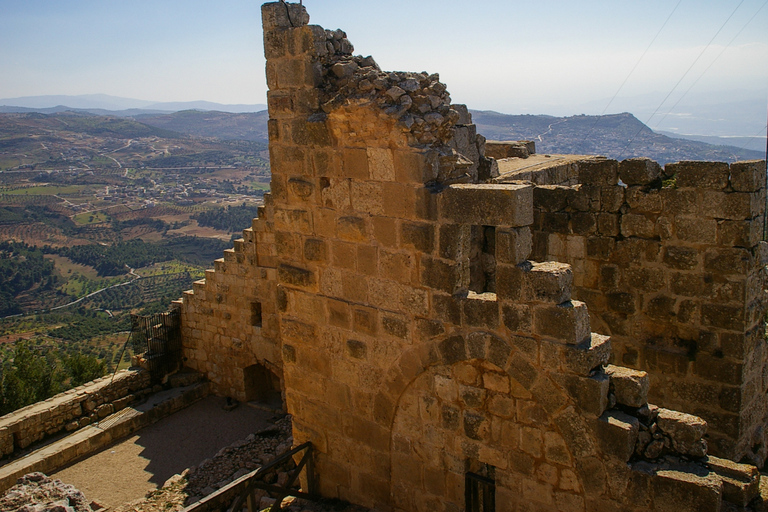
top-left (0, 473), bottom-right (94, 512)
top-left (634, 405), bottom-right (708, 460)
top-left (114, 415), bottom-right (365, 512)
top-left (316, 29), bottom-right (460, 147)
top-left (184, 415), bottom-right (293, 501)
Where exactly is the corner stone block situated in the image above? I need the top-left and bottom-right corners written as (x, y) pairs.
top-left (555, 371), bottom-right (610, 417)
top-left (525, 261), bottom-right (572, 304)
top-left (0, 427), bottom-right (12, 455)
top-left (605, 364), bottom-right (649, 407)
top-left (439, 183), bottom-right (533, 227)
top-left (704, 455), bottom-right (760, 507)
top-left (597, 410), bottom-right (639, 461)
top-left (576, 158), bottom-right (619, 186)
top-left (620, 158), bottom-right (662, 186)
top-left (648, 466), bottom-right (722, 512)
top-left (667, 161), bottom-right (729, 190)
top-left (729, 160), bottom-right (766, 193)
top-left (495, 227), bottom-right (532, 264)
top-left (261, 2), bottom-right (309, 32)
top-left (561, 333), bottom-right (612, 375)
top-left (533, 301), bottom-right (590, 345)
top-left (656, 408), bottom-right (708, 457)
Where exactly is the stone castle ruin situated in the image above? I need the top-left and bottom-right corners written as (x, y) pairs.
top-left (177, 2), bottom-right (768, 510)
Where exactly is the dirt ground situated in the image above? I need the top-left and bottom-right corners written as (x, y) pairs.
top-left (52, 395), bottom-right (276, 509)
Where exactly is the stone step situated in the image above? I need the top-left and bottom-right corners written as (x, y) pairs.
top-left (223, 248), bottom-right (237, 263)
top-left (705, 455), bottom-right (760, 507)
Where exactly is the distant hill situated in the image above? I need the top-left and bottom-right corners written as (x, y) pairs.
top-left (0, 111), bottom-right (183, 140)
top-left (3, 107), bottom-right (760, 167)
top-left (470, 111), bottom-right (764, 165)
top-left (137, 110), bottom-right (270, 142)
top-left (0, 94), bottom-right (266, 115)
top-left (136, 109), bottom-right (763, 166)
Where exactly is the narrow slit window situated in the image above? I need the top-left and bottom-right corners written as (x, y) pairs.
top-left (250, 301), bottom-right (262, 327)
top-left (469, 225), bottom-right (497, 293)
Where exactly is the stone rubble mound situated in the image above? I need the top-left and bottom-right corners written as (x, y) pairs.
top-left (113, 415), bottom-right (365, 512)
top-left (0, 472), bottom-right (94, 512)
top-left (316, 28), bottom-right (459, 147)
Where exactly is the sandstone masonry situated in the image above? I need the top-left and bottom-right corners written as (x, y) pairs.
top-left (527, 157), bottom-right (768, 464)
top-left (177, 3), bottom-right (768, 510)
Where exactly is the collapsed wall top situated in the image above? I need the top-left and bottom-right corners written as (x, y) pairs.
top-left (262, 1), bottom-right (498, 185)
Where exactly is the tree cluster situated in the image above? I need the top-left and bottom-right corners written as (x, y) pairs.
top-left (0, 242), bottom-right (58, 316)
top-left (0, 341), bottom-right (106, 415)
top-left (191, 203), bottom-right (261, 233)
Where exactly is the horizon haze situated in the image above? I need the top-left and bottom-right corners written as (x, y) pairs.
top-left (0, 1), bottom-right (766, 143)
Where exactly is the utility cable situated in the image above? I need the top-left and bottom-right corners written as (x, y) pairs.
top-left (579, 0), bottom-right (682, 145)
top-left (619, 0), bottom-right (745, 159)
top-left (653, 0), bottom-right (768, 129)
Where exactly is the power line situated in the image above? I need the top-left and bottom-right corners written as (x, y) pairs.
top-left (578, 0), bottom-right (682, 146)
top-left (653, 0), bottom-right (768, 129)
top-left (619, 0), bottom-right (746, 159)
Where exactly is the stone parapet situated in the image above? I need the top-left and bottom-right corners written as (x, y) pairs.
top-left (0, 368), bottom-right (151, 459)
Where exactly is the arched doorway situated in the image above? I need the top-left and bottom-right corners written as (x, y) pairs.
top-left (243, 362), bottom-right (284, 410)
top-left (389, 354), bottom-right (582, 511)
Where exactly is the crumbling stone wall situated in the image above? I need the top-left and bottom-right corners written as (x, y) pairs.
top-left (530, 157), bottom-right (768, 464)
top-left (177, 2), bottom-right (768, 510)
top-left (0, 369), bottom-right (150, 459)
top-left (177, 210), bottom-right (281, 400)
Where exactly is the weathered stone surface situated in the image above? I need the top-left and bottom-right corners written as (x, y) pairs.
top-left (646, 463), bottom-right (723, 512)
top-left (705, 455), bottom-right (760, 507)
top-left (533, 300), bottom-right (590, 344)
top-left (597, 410), bottom-right (639, 461)
top-left (561, 333), bottom-right (611, 375)
top-left (440, 183), bottom-right (533, 227)
top-left (172, 5), bottom-right (768, 512)
top-left (620, 158), bottom-right (662, 186)
top-left (605, 364), bottom-right (649, 407)
top-left (656, 409), bottom-right (708, 457)
top-left (0, 473), bottom-right (93, 512)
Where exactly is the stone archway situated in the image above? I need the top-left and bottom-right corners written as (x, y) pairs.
top-left (380, 331), bottom-right (587, 512)
top-left (243, 362), bottom-right (283, 409)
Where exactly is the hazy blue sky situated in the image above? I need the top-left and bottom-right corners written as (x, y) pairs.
top-left (1, 1), bottom-right (766, 125)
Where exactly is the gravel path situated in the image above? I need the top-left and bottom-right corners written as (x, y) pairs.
top-left (51, 395), bottom-right (276, 509)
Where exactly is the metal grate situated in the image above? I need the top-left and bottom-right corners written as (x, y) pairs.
top-left (466, 471), bottom-right (495, 512)
top-left (130, 309), bottom-right (182, 384)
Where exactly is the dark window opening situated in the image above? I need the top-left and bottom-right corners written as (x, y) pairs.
top-left (469, 225), bottom-right (496, 293)
top-left (250, 301), bottom-right (262, 327)
top-left (466, 466), bottom-right (495, 512)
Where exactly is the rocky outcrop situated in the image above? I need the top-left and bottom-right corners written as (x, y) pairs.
top-left (0, 473), bottom-right (93, 512)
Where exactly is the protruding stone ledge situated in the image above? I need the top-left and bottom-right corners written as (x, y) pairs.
top-left (605, 364), bottom-right (649, 408)
top-left (597, 409), bottom-right (640, 461)
top-left (439, 183), bottom-right (533, 227)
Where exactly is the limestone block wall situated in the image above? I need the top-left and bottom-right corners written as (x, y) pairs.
top-left (174, 2), bottom-right (767, 510)
top-left (530, 157), bottom-right (768, 463)
top-left (0, 369), bottom-right (150, 459)
top-left (245, 3), bottom-right (764, 511)
top-left (177, 207), bottom-right (281, 401)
